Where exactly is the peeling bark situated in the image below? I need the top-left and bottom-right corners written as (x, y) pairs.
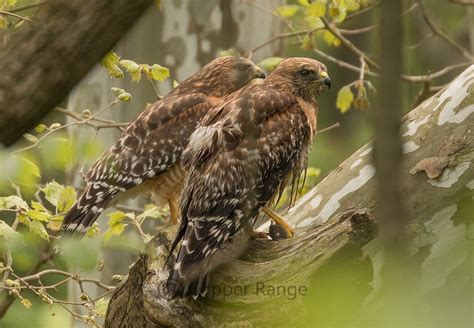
top-left (105, 66), bottom-right (474, 327)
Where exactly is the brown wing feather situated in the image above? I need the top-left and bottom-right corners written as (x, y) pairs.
top-left (167, 85), bottom-right (316, 297)
top-left (62, 93), bottom-right (213, 233)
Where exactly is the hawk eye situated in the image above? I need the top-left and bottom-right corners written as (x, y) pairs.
top-left (299, 69), bottom-right (311, 77)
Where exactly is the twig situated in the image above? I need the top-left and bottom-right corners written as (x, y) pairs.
top-left (13, 99), bottom-right (120, 154)
top-left (246, 27), bottom-right (325, 58)
top-left (359, 57), bottom-right (366, 81)
top-left (9, 1), bottom-right (46, 13)
top-left (338, 25), bottom-right (378, 35)
top-left (318, 122), bottom-right (340, 134)
top-left (0, 10), bottom-right (32, 22)
top-left (416, 0), bottom-right (473, 61)
top-left (17, 269), bottom-right (115, 291)
top-left (148, 80), bottom-right (163, 100)
top-left (401, 61), bottom-right (472, 82)
top-left (345, 0), bottom-right (381, 21)
top-left (449, 0), bottom-right (474, 5)
top-left (321, 17), bottom-right (380, 70)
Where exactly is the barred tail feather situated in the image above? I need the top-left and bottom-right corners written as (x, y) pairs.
top-left (62, 199), bottom-right (111, 234)
top-left (62, 183), bottom-right (119, 234)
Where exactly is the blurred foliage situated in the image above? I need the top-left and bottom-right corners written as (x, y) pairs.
top-left (1, 0), bottom-right (472, 326)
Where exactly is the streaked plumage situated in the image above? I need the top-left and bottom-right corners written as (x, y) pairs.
top-left (166, 57), bottom-right (331, 297)
top-left (62, 56), bottom-right (265, 233)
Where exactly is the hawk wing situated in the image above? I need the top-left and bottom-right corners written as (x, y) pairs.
top-left (62, 93), bottom-right (214, 233)
top-left (167, 84), bottom-right (316, 297)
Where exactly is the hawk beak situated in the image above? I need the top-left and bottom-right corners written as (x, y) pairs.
top-left (255, 68), bottom-right (266, 79)
top-left (320, 71), bottom-right (331, 89)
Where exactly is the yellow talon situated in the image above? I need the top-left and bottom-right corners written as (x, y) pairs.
top-left (262, 207), bottom-right (294, 238)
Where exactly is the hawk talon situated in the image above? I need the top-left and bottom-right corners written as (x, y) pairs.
top-left (262, 207), bottom-right (295, 238)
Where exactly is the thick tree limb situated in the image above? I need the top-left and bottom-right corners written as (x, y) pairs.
top-left (0, 0), bottom-right (153, 146)
top-left (105, 66), bottom-right (474, 327)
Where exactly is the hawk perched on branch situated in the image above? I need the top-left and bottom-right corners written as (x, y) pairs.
top-left (62, 56), bottom-right (265, 233)
top-left (166, 57), bottom-right (331, 298)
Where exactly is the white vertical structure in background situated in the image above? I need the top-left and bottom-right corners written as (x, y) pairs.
top-left (65, 1), bottom-right (283, 325)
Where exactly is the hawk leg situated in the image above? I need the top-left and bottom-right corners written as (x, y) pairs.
top-left (168, 197), bottom-right (180, 225)
top-left (262, 207), bottom-right (294, 238)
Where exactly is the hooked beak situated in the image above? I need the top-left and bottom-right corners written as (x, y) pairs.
top-left (254, 67), bottom-right (266, 79)
top-left (320, 71), bottom-right (331, 89)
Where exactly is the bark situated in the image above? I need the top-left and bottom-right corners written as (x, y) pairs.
top-left (105, 66), bottom-right (474, 327)
top-left (0, 0), bottom-right (153, 147)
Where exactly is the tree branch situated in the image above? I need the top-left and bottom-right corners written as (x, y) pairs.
top-left (0, 0), bottom-right (153, 147)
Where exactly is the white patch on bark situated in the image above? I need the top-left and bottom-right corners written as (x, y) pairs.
top-left (296, 217), bottom-right (315, 228)
top-left (402, 141), bottom-right (420, 154)
top-left (360, 147), bottom-right (372, 157)
top-left (436, 66), bottom-right (474, 125)
top-left (403, 115), bottom-right (430, 136)
top-left (319, 165), bottom-right (376, 222)
top-left (420, 205), bottom-right (469, 292)
top-left (350, 158), bottom-right (363, 169)
top-left (466, 180), bottom-right (474, 190)
top-left (428, 162), bottom-right (470, 188)
top-left (309, 194), bottom-right (322, 209)
top-left (256, 220), bottom-right (271, 232)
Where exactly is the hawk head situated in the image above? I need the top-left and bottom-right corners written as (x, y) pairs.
top-left (266, 57), bottom-right (331, 104)
top-left (175, 56), bottom-right (265, 98)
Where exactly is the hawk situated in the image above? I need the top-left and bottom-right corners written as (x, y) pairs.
top-left (166, 57), bottom-right (331, 297)
top-left (62, 56), bottom-right (265, 233)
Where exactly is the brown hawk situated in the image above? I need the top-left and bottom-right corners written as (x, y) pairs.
top-left (166, 57), bottom-right (331, 297)
top-left (62, 56), bottom-right (265, 233)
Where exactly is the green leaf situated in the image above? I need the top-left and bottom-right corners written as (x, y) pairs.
top-left (29, 220), bottom-right (49, 241)
top-left (46, 215), bottom-right (63, 232)
top-left (346, 0), bottom-right (360, 11)
top-left (131, 69), bottom-right (142, 82)
top-left (26, 210), bottom-right (50, 222)
top-left (276, 5), bottom-right (299, 17)
top-left (0, 220), bottom-right (21, 242)
top-left (41, 181), bottom-right (74, 209)
top-left (14, 156), bottom-right (41, 178)
top-left (322, 30), bottom-right (341, 46)
top-left (306, 16), bottom-right (324, 29)
top-left (86, 223), bottom-right (100, 238)
top-left (119, 59), bottom-right (140, 74)
top-left (103, 211), bottom-right (128, 242)
top-left (21, 298), bottom-right (32, 309)
top-left (93, 298), bottom-right (109, 318)
top-left (31, 201), bottom-right (47, 212)
top-left (136, 205), bottom-right (165, 221)
top-left (117, 92), bottom-right (132, 102)
top-left (0, 196), bottom-right (29, 210)
top-left (58, 186), bottom-right (77, 212)
top-left (308, 0), bottom-right (327, 17)
top-left (101, 52), bottom-right (124, 79)
top-left (297, 0), bottom-right (311, 7)
top-left (34, 124), bottom-right (48, 134)
top-left (7, 0), bottom-right (18, 6)
top-left (258, 57), bottom-right (284, 72)
top-left (336, 85), bottom-right (354, 113)
top-left (329, 0), bottom-right (347, 23)
top-left (150, 64), bottom-right (170, 82)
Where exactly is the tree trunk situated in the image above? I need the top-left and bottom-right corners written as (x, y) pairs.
top-left (104, 66), bottom-right (474, 327)
top-left (0, 0), bottom-right (153, 147)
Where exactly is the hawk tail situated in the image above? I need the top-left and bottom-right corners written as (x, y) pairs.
top-left (62, 183), bottom-right (117, 234)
